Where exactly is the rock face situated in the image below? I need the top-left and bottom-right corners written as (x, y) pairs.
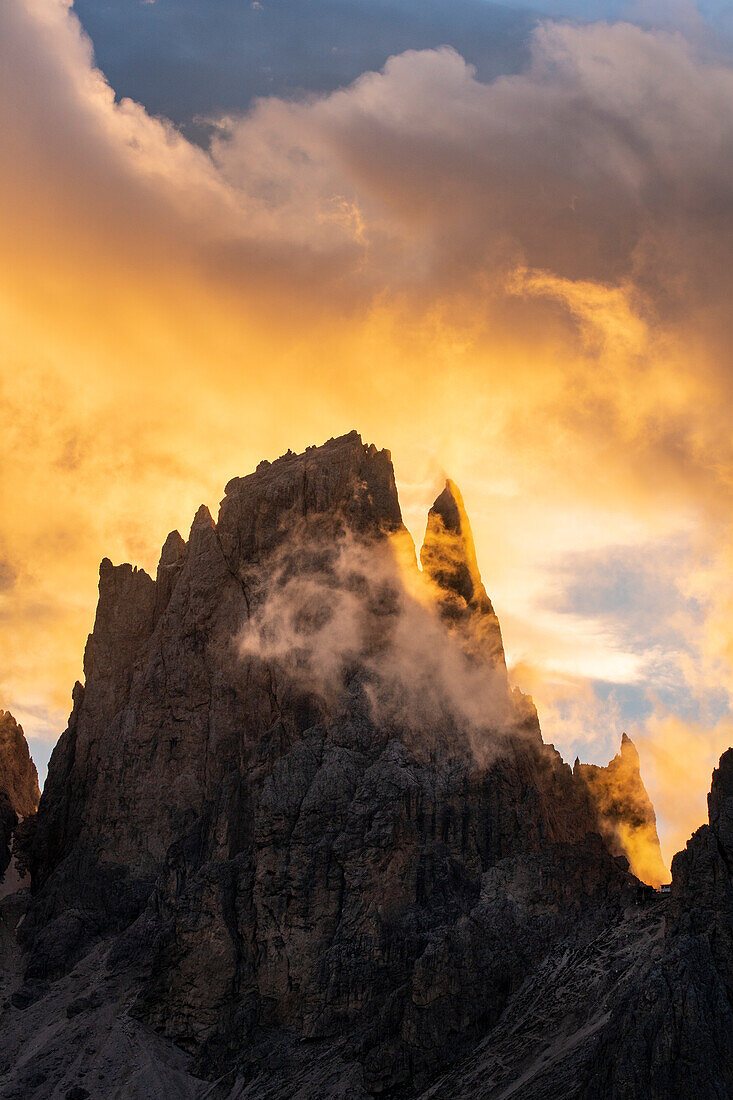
top-left (422, 746), bottom-right (733, 1100)
top-left (0, 795), bottom-right (14, 884)
top-left (0, 711), bottom-right (39, 882)
top-left (0, 432), bottom-right (731, 1099)
top-left (575, 733), bottom-right (668, 886)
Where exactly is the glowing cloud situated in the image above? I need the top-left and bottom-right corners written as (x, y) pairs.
top-left (1, 0), bottom-right (733, 863)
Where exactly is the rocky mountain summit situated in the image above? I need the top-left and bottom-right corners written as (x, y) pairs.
top-left (0, 432), bottom-right (730, 1099)
top-left (575, 732), bottom-right (668, 887)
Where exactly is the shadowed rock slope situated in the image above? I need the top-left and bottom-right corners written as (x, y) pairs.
top-left (428, 748), bottom-right (733, 1099)
top-left (0, 433), bottom-right (729, 1099)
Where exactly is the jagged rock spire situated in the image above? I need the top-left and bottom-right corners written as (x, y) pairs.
top-left (671, 746), bottom-right (733, 923)
top-left (6, 434), bottom-right (733, 1097)
top-left (0, 710), bottom-right (39, 819)
top-left (0, 710), bottom-right (39, 884)
top-left (420, 479), bottom-right (506, 669)
top-left (155, 530), bottom-right (187, 621)
top-left (421, 479), bottom-right (490, 609)
top-left (575, 733), bottom-right (668, 886)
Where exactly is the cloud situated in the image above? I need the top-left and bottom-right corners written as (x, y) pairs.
top-left (72, 0), bottom-right (534, 134)
top-left (2, 0), bottom-right (733, 864)
top-left (237, 527), bottom-right (515, 763)
top-left (206, 24), bottom-right (733, 312)
top-left (633, 709), bottom-right (733, 865)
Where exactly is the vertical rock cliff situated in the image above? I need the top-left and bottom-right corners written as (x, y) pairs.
top-left (417, 747), bottom-right (733, 1100)
top-left (580, 748), bottom-right (733, 1100)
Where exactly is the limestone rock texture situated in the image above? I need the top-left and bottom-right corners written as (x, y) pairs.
top-left (0, 432), bottom-right (731, 1099)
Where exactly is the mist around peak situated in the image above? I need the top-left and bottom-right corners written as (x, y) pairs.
top-left (237, 522), bottom-right (516, 768)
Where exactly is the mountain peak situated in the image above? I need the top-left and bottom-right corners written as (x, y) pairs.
top-left (421, 478), bottom-right (488, 608)
top-left (158, 530), bottom-right (186, 570)
top-left (432, 477), bottom-right (465, 531)
top-left (191, 504), bottom-right (215, 533)
top-left (576, 734), bottom-right (667, 886)
top-left (620, 731), bottom-right (641, 765)
top-left (419, 478), bottom-right (506, 670)
top-left (0, 710), bottom-right (40, 820)
top-left (0, 710), bottom-right (40, 887)
top-left (5, 433), bottom-right (733, 1096)
top-left (217, 431), bottom-right (403, 570)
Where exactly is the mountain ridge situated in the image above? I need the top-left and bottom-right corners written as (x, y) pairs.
top-left (0, 431), bottom-right (728, 1099)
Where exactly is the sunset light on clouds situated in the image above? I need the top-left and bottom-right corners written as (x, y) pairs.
top-left (2, 0), bottom-right (733, 867)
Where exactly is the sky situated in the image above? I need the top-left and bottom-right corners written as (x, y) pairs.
top-left (2, 0), bottom-right (733, 866)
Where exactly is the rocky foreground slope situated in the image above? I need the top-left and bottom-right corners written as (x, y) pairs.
top-left (0, 432), bottom-right (729, 1099)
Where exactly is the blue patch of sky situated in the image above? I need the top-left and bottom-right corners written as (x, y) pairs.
top-left (72, 0), bottom-right (732, 143)
top-left (545, 537), bottom-right (731, 747)
top-left (14, 702), bottom-right (68, 789)
top-left (499, 0), bottom-right (623, 16)
top-left (546, 538), bottom-right (704, 656)
top-left (498, 0), bottom-right (732, 25)
top-left (29, 739), bottom-right (52, 788)
top-left (72, 0), bottom-right (536, 139)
